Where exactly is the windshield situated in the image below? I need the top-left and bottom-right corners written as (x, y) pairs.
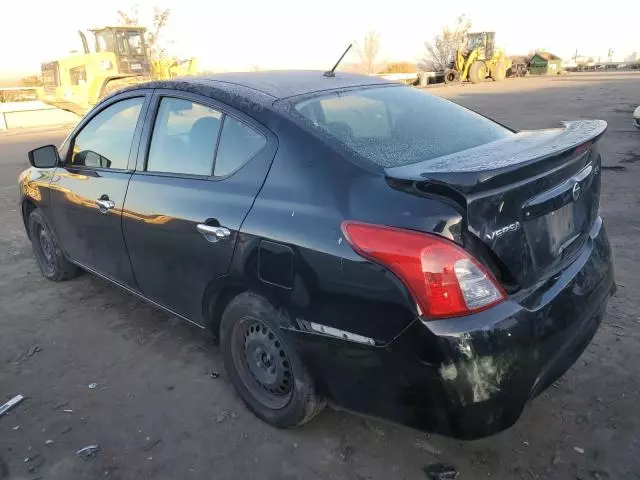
top-left (125, 32), bottom-right (144, 55)
top-left (294, 86), bottom-right (512, 169)
top-left (95, 30), bottom-right (144, 55)
top-left (467, 34), bottom-right (485, 50)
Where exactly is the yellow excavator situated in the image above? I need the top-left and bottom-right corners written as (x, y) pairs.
top-left (38, 26), bottom-right (199, 115)
top-left (444, 32), bottom-right (507, 84)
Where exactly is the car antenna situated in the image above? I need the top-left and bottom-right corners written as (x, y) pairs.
top-left (323, 43), bottom-right (353, 78)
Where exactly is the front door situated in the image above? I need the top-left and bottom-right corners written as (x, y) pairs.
top-left (122, 91), bottom-right (276, 324)
top-left (49, 92), bottom-right (150, 287)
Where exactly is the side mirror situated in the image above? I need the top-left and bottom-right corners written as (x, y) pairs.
top-left (28, 145), bottom-right (60, 168)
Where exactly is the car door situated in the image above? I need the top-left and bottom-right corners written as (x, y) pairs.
top-left (122, 90), bottom-right (277, 324)
top-left (49, 91), bottom-right (151, 287)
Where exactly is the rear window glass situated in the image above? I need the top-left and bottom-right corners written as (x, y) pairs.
top-left (294, 86), bottom-right (512, 168)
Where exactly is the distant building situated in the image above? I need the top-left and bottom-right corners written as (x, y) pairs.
top-left (529, 52), bottom-right (563, 75)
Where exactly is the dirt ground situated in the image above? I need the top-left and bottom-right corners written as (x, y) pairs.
top-left (1, 72), bottom-right (639, 480)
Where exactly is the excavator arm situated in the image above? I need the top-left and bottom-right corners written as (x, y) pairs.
top-left (459, 48), bottom-right (479, 82)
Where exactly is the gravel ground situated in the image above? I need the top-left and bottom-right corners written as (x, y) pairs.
top-left (1, 72), bottom-right (639, 480)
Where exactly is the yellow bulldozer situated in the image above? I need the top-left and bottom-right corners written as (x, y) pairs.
top-left (444, 32), bottom-right (507, 84)
top-left (38, 26), bottom-right (199, 115)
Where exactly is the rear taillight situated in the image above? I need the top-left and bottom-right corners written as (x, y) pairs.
top-left (341, 222), bottom-right (506, 319)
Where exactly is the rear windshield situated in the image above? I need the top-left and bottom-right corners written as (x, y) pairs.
top-left (294, 85), bottom-right (512, 168)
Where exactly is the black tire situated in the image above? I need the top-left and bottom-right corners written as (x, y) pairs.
top-left (444, 69), bottom-right (460, 84)
top-left (28, 209), bottom-right (80, 282)
top-left (492, 61), bottom-right (506, 82)
top-left (468, 61), bottom-right (486, 84)
top-left (220, 292), bottom-right (325, 428)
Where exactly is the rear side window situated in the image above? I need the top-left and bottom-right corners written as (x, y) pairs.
top-left (70, 97), bottom-right (143, 169)
top-left (147, 98), bottom-right (222, 176)
top-left (215, 116), bottom-right (266, 177)
top-left (294, 86), bottom-right (512, 168)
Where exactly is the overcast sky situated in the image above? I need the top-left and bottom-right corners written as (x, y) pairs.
top-left (2, 0), bottom-right (638, 76)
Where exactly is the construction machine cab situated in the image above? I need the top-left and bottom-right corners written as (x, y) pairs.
top-left (466, 32), bottom-right (495, 61)
top-left (90, 27), bottom-right (152, 76)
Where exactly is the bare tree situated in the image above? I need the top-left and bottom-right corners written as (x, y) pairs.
top-left (117, 5), bottom-right (140, 26)
top-left (356, 31), bottom-right (381, 74)
top-left (147, 8), bottom-right (171, 60)
top-left (420, 15), bottom-right (471, 72)
top-left (117, 6), bottom-right (172, 60)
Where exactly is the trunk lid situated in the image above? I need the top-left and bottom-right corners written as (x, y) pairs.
top-left (385, 120), bottom-right (607, 289)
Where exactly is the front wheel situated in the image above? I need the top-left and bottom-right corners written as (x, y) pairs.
top-left (468, 61), bottom-right (487, 84)
top-left (28, 209), bottom-right (80, 281)
top-left (220, 292), bottom-right (325, 428)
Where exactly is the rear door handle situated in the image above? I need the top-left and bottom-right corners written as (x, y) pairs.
top-left (197, 224), bottom-right (231, 243)
top-left (95, 198), bottom-right (115, 213)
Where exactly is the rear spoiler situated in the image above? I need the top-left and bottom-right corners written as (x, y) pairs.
top-left (385, 120), bottom-right (607, 194)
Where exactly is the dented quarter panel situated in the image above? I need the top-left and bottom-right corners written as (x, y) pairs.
top-left (291, 220), bottom-right (612, 439)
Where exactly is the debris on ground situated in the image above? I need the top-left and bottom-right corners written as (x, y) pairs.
top-left (45, 439), bottom-right (54, 445)
top-left (574, 446), bottom-right (585, 454)
top-left (209, 370), bottom-right (220, 379)
top-left (12, 425), bottom-right (20, 430)
top-left (552, 452), bottom-right (561, 466)
top-left (0, 394), bottom-right (25, 416)
top-left (24, 454), bottom-right (44, 473)
top-left (216, 411), bottom-right (229, 423)
top-left (60, 425), bottom-right (72, 434)
top-left (88, 383), bottom-right (98, 389)
top-left (601, 165), bottom-right (626, 171)
top-left (63, 409), bottom-right (73, 413)
top-left (337, 435), bottom-right (354, 461)
top-left (414, 438), bottom-right (442, 456)
top-left (589, 467), bottom-right (612, 479)
top-left (362, 419), bottom-right (385, 437)
top-left (27, 345), bottom-right (41, 357)
top-left (141, 436), bottom-right (162, 451)
top-left (423, 462), bottom-right (459, 479)
top-left (76, 444), bottom-right (100, 458)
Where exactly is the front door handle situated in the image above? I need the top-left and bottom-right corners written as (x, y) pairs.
top-left (95, 198), bottom-right (115, 214)
top-left (197, 224), bottom-right (231, 243)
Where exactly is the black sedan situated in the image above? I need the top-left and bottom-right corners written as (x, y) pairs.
top-left (18, 71), bottom-right (615, 439)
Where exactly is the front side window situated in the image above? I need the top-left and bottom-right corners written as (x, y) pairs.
top-left (95, 31), bottom-right (114, 52)
top-left (147, 98), bottom-right (222, 176)
top-left (70, 97), bottom-right (143, 169)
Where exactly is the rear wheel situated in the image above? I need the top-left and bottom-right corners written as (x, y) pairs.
top-left (28, 209), bottom-right (80, 282)
top-left (220, 292), bottom-right (325, 427)
top-left (492, 61), bottom-right (506, 82)
top-left (468, 61), bottom-right (487, 84)
top-left (444, 69), bottom-right (460, 84)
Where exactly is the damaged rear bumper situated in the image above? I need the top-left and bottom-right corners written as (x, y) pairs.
top-left (292, 217), bottom-right (614, 439)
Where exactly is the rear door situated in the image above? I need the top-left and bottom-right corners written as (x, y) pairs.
top-left (50, 90), bottom-right (151, 287)
top-left (122, 90), bottom-right (276, 324)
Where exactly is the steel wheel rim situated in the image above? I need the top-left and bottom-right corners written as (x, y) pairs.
top-left (34, 223), bottom-right (55, 275)
top-left (231, 316), bottom-right (293, 410)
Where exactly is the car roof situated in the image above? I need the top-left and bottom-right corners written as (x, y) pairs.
top-left (193, 70), bottom-right (392, 99)
top-left (123, 71), bottom-right (393, 110)
top-left (111, 71), bottom-right (398, 128)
